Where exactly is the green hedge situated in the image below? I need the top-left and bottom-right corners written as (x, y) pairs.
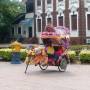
top-left (70, 45), bottom-right (89, 55)
top-left (0, 51), bottom-right (12, 61)
top-left (70, 45), bottom-right (90, 50)
top-left (20, 52), bottom-right (27, 61)
top-left (80, 50), bottom-right (90, 63)
top-left (67, 50), bottom-right (76, 63)
top-left (0, 48), bottom-right (76, 63)
top-left (0, 48), bottom-right (27, 61)
top-left (2, 48), bottom-right (90, 64)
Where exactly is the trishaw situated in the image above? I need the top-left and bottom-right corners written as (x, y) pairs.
top-left (25, 26), bottom-right (70, 73)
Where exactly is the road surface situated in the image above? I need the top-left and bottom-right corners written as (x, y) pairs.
top-left (0, 62), bottom-right (90, 90)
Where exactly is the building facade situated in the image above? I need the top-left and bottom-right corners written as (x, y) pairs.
top-left (12, 0), bottom-right (35, 40)
top-left (35, 0), bottom-right (90, 44)
top-left (13, 0), bottom-right (90, 44)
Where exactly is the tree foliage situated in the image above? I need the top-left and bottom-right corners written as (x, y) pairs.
top-left (0, 0), bottom-right (25, 43)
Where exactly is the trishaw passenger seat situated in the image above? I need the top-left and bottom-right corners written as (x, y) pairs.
top-left (54, 46), bottom-right (64, 61)
top-left (45, 46), bottom-right (55, 63)
top-left (45, 46), bottom-right (54, 55)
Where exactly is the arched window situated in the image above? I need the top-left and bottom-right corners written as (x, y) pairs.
top-left (12, 27), bottom-right (14, 35)
top-left (58, 0), bottom-right (63, 2)
top-left (18, 27), bottom-right (21, 34)
top-left (58, 16), bottom-right (63, 26)
top-left (47, 0), bottom-right (51, 4)
top-left (37, 0), bottom-right (41, 6)
top-left (71, 15), bottom-right (77, 30)
top-left (37, 19), bottom-right (41, 32)
top-left (87, 14), bottom-right (90, 30)
top-left (47, 18), bottom-right (52, 24)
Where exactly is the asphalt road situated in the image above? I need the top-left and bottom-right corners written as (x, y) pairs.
top-left (0, 62), bottom-right (90, 90)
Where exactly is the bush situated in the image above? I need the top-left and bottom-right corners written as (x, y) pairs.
top-left (70, 45), bottom-right (85, 55)
top-left (80, 50), bottom-right (90, 63)
top-left (0, 48), bottom-right (27, 61)
top-left (0, 51), bottom-right (12, 61)
top-left (67, 50), bottom-right (76, 63)
top-left (0, 48), bottom-right (77, 63)
top-left (20, 51), bottom-right (27, 61)
top-left (70, 45), bottom-right (90, 50)
top-left (70, 45), bottom-right (90, 55)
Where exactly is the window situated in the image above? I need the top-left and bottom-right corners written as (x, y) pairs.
top-left (58, 0), bottom-right (63, 2)
top-left (86, 39), bottom-right (90, 44)
top-left (23, 31), bottom-right (26, 35)
top-left (37, 0), bottom-right (41, 6)
top-left (26, 0), bottom-right (34, 13)
top-left (58, 16), bottom-right (63, 26)
top-left (37, 19), bottom-right (41, 32)
top-left (28, 27), bottom-right (32, 37)
top-left (87, 14), bottom-right (90, 30)
top-left (71, 15), bottom-right (77, 30)
top-left (12, 27), bottom-right (14, 35)
top-left (47, 0), bottom-right (51, 4)
top-left (47, 18), bottom-right (51, 24)
top-left (18, 27), bottom-right (21, 34)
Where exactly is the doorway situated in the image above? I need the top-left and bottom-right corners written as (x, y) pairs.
top-left (28, 27), bottom-right (32, 37)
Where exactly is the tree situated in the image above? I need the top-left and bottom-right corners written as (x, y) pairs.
top-left (0, 0), bottom-right (25, 43)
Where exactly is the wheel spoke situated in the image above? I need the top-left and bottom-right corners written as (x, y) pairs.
top-left (58, 57), bottom-right (67, 72)
top-left (39, 60), bottom-right (48, 70)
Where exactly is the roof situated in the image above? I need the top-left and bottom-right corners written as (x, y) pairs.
top-left (12, 13), bottom-right (26, 24)
top-left (19, 18), bottom-right (33, 26)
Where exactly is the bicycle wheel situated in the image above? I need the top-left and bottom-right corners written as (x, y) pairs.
top-left (58, 57), bottom-right (67, 72)
top-left (39, 60), bottom-right (48, 70)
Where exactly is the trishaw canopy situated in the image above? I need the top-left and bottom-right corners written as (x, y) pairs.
top-left (40, 26), bottom-right (70, 47)
top-left (41, 26), bottom-right (70, 39)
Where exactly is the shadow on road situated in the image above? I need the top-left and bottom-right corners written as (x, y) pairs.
top-left (25, 69), bottom-right (75, 78)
